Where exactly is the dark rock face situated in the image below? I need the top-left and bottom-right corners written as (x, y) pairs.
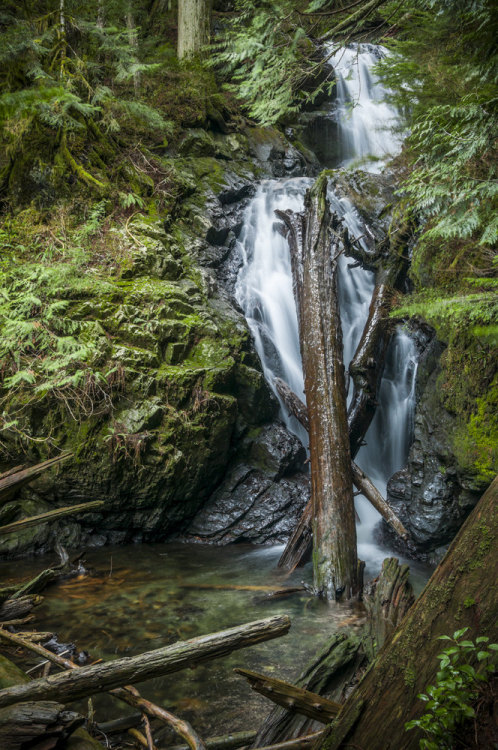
top-left (385, 325), bottom-right (483, 552)
top-left (183, 423), bottom-right (309, 545)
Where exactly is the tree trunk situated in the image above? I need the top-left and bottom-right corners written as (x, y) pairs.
top-left (178, 0), bottom-right (211, 59)
top-left (0, 615), bottom-right (290, 708)
top-left (320, 476), bottom-right (498, 750)
top-left (276, 173), bottom-right (357, 600)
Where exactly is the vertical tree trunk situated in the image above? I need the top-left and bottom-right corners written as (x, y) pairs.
top-left (276, 173), bottom-right (358, 600)
top-left (320, 476), bottom-right (498, 750)
top-left (178, 0), bottom-right (211, 59)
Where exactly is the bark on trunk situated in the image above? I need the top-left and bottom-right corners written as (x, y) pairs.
top-left (362, 556), bottom-right (414, 655)
top-left (178, 0), bottom-right (211, 59)
top-left (276, 173), bottom-right (357, 600)
top-left (0, 615), bottom-right (290, 708)
top-left (320, 476), bottom-right (498, 750)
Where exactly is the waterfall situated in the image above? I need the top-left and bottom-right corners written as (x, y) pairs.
top-left (236, 44), bottom-right (416, 572)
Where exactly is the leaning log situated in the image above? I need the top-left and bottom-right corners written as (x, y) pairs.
top-left (276, 172), bottom-right (358, 599)
top-left (320, 476), bottom-right (498, 750)
top-left (275, 378), bottom-right (409, 543)
top-left (235, 668), bottom-right (341, 724)
top-left (344, 225), bottom-right (410, 458)
top-left (0, 615), bottom-right (291, 708)
top-left (0, 500), bottom-right (104, 535)
top-left (0, 453), bottom-right (72, 503)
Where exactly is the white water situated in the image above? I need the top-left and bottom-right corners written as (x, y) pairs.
top-left (236, 44), bottom-right (416, 574)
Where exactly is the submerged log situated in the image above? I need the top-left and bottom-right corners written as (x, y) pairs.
top-left (0, 453), bottom-right (72, 503)
top-left (276, 172), bottom-right (358, 600)
top-left (253, 633), bottom-right (362, 745)
top-left (275, 379), bottom-right (409, 544)
top-left (0, 700), bottom-right (83, 749)
top-left (362, 557), bottom-right (414, 655)
top-left (0, 615), bottom-right (290, 708)
top-left (320, 476), bottom-right (498, 750)
top-left (0, 500), bottom-right (103, 535)
top-left (235, 668), bottom-right (341, 724)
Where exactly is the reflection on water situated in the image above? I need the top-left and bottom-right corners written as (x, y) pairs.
top-left (0, 543), bottom-right (366, 735)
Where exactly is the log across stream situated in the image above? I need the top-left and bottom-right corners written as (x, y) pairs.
top-left (0, 542), bottom-right (432, 736)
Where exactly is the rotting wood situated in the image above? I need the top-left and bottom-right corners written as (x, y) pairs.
top-left (169, 730), bottom-right (257, 750)
top-left (253, 632), bottom-right (362, 746)
top-left (0, 500), bottom-right (104, 535)
top-left (362, 557), bottom-right (414, 656)
top-left (0, 595), bottom-right (42, 621)
top-left (276, 172), bottom-right (358, 600)
top-left (0, 630), bottom-right (206, 750)
top-left (0, 700), bottom-right (83, 749)
top-left (320, 476), bottom-right (498, 750)
top-left (252, 730), bottom-right (325, 750)
top-left (234, 668), bottom-right (341, 724)
top-left (0, 615), bottom-right (291, 708)
top-left (0, 453), bottom-right (72, 503)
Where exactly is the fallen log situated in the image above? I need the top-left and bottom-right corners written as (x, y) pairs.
top-left (320, 476), bottom-right (498, 750)
top-left (0, 700), bottom-right (83, 750)
top-left (0, 615), bottom-right (290, 708)
top-left (0, 631), bottom-right (205, 750)
top-left (234, 668), bottom-right (341, 724)
top-left (276, 172), bottom-right (358, 600)
top-left (275, 379), bottom-right (409, 546)
top-left (97, 712), bottom-right (142, 734)
top-left (0, 453), bottom-right (72, 503)
top-left (0, 500), bottom-right (104, 535)
top-left (0, 595), bottom-right (42, 621)
top-left (253, 633), bottom-right (361, 745)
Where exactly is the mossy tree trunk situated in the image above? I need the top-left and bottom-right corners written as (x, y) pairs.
top-left (177, 0), bottom-right (211, 59)
top-left (276, 173), bottom-right (358, 600)
top-left (320, 476), bottom-right (498, 750)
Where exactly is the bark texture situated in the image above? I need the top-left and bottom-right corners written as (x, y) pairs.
top-left (320, 475), bottom-right (498, 750)
top-left (0, 615), bottom-right (290, 708)
top-left (178, 0), bottom-right (211, 59)
top-left (0, 700), bottom-right (82, 749)
top-left (276, 173), bottom-right (357, 599)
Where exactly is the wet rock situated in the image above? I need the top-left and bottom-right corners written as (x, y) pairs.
top-left (382, 327), bottom-right (483, 552)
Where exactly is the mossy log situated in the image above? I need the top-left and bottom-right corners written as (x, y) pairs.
top-left (0, 500), bottom-right (104, 535)
top-left (276, 172), bottom-right (357, 600)
top-left (320, 476), bottom-right (498, 750)
top-left (0, 615), bottom-right (290, 708)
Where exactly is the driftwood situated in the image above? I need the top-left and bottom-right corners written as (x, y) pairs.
top-left (0, 631), bottom-right (204, 750)
top-left (0, 453), bottom-right (72, 503)
top-left (0, 500), bottom-right (103, 535)
top-left (363, 557), bottom-right (415, 655)
top-left (234, 668), bottom-right (341, 724)
top-left (0, 615), bottom-right (290, 708)
top-left (253, 633), bottom-right (362, 745)
top-left (0, 700), bottom-right (83, 749)
top-left (169, 731), bottom-right (258, 750)
top-left (275, 378), bottom-right (409, 544)
top-left (321, 476), bottom-right (498, 750)
top-left (276, 172), bottom-right (357, 600)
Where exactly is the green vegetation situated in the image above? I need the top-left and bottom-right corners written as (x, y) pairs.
top-left (405, 628), bottom-right (497, 750)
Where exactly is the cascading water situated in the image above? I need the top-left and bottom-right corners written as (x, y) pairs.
top-left (236, 44), bottom-right (417, 573)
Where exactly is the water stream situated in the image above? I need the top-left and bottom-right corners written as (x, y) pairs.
top-left (236, 43), bottom-right (417, 576)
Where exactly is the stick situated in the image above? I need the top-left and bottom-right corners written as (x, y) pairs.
top-left (168, 731), bottom-right (257, 750)
top-left (0, 616), bottom-right (290, 708)
top-left (252, 731), bottom-right (325, 750)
